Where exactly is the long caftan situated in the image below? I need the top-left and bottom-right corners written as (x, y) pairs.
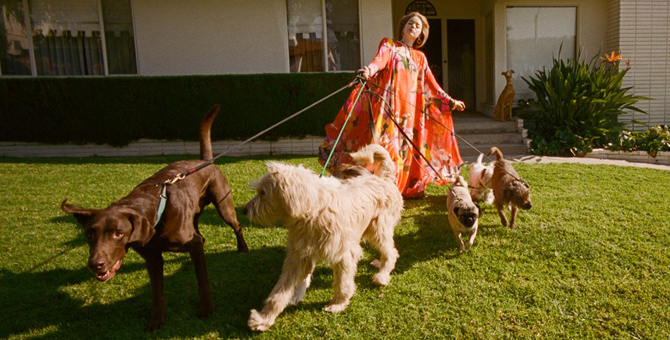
top-left (318, 38), bottom-right (462, 198)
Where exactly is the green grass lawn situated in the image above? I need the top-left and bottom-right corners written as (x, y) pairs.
top-left (0, 155), bottom-right (668, 339)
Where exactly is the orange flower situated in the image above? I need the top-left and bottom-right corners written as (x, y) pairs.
top-left (601, 51), bottom-right (622, 63)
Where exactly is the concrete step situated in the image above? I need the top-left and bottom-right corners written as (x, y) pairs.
top-left (451, 111), bottom-right (528, 161)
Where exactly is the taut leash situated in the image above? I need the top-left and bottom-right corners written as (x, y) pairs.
top-left (151, 79), bottom-right (358, 226)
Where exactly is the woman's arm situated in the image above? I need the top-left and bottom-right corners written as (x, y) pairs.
top-left (361, 38), bottom-right (393, 78)
top-left (423, 55), bottom-right (465, 111)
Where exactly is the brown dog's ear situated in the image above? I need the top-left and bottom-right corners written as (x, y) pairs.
top-left (61, 199), bottom-right (94, 226)
top-left (127, 213), bottom-right (155, 246)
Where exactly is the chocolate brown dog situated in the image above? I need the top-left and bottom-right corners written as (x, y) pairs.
top-left (487, 147), bottom-right (532, 228)
top-left (61, 105), bottom-right (248, 332)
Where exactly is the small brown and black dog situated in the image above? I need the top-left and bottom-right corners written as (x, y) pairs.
top-left (61, 105), bottom-right (248, 332)
top-left (487, 147), bottom-right (532, 228)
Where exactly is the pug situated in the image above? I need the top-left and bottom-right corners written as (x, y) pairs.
top-left (447, 176), bottom-right (481, 253)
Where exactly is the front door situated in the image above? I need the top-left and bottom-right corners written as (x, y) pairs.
top-left (420, 18), bottom-right (443, 87)
top-left (447, 19), bottom-right (476, 110)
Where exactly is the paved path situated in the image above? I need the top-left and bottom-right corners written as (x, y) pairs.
top-left (460, 154), bottom-right (670, 171)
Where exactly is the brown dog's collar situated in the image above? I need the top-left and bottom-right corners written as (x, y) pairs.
top-left (153, 183), bottom-right (168, 228)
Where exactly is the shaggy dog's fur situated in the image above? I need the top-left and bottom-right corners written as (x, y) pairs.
top-left (487, 147), bottom-right (533, 228)
top-left (447, 176), bottom-right (480, 253)
top-left (331, 163), bottom-right (371, 180)
top-left (468, 153), bottom-right (494, 204)
top-left (243, 144), bottom-right (403, 332)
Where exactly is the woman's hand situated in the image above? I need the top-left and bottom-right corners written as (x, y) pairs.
top-left (452, 100), bottom-right (466, 111)
top-left (358, 66), bottom-right (373, 79)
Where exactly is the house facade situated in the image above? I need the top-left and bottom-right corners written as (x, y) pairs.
top-left (1, 0), bottom-right (668, 130)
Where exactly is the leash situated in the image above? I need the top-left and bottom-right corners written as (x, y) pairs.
top-left (364, 81), bottom-right (526, 184)
top-left (320, 76), bottom-right (367, 177)
top-left (150, 80), bottom-right (356, 226)
top-left (165, 81), bottom-right (355, 186)
top-left (359, 87), bottom-right (448, 182)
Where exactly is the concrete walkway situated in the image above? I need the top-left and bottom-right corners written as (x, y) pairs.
top-left (460, 153), bottom-right (670, 171)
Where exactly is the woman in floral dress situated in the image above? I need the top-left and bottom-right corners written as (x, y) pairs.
top-left (318, 12), bottom-right (466, 198)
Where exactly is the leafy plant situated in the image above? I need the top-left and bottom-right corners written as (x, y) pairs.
top-left (522, 49), bottom-right (650, 156)
top-left (607, 124), bottom-right (670, 157)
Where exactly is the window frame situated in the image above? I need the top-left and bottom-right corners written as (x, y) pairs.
top-left (1, 0), bottom-right (137, 77)
top-left (505, 5), bottom-right (578, 100)
top-left (286, 0), bottom-right (362, 73)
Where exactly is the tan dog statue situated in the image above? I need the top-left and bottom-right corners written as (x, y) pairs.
top-left (494, 69), bottom-right (515, 121)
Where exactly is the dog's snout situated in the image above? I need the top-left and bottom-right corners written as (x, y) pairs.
top-left (89, 258), bottom-right (105, 271)
top-left (524, 202), bottom-right (533, 210)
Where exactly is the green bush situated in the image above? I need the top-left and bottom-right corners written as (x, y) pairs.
top-left (0, 73), bottom-right (353, 146)
top-left (521, 50), bottom-right (650, 156)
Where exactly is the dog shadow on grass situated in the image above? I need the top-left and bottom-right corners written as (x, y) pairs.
top-left (12, 194), bottom-right (511, 339)
top-left (0, 241), bottom-right (300, 339)
top-left (3, 215), bottom-right (319, 339)
top-left (391, 194), bottom-right (506, 275)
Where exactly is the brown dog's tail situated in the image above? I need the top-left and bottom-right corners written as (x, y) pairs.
top-left (349, 144), bottom-right (397, 182)
top-left (200, 104), bottom-right (221, 160)
top-left (486, 146), bottom-right (504, 161)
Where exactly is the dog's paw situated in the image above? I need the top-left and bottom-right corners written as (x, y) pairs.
top-left (197, 301), bottom-right (215, 319)
top-left (372, 272), bottom-right (391, 286)
top-left (144, 308), bottom-right (166, 332)
top-left (248, 309), bottom-right (273, 332)
top-left (145, 317), bottom-right (165, 333)
top-left (370, 259), bottom-right (381, 269)
top-left (324, 302), bottom-right (349, 313)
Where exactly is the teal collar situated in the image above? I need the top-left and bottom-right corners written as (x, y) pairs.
top-left (154, 184), bottom-right (168, 228)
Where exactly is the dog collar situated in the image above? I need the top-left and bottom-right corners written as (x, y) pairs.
top-left (154, 184), bottom-right (168, 228)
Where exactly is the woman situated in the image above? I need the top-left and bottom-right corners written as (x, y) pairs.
top-left (318, 12), bottom-right (466, 198)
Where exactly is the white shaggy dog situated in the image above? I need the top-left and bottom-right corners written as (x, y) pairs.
top-left (468, 153), bottom-right (494, 204)
top-left (244, 144), bottom-right (403, 332)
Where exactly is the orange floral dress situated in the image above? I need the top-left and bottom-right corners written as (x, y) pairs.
top-left (319, 38), bottom-right (462, 198)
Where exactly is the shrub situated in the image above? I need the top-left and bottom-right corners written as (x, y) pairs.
top-left (0, 73), bottom-right (353, 146)
top-left (521, 50), bottom-right (650, 156)
top-left (607, 125), bottom-right (670, 157)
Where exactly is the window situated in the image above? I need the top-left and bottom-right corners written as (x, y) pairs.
top-left (0, 0), bottom-right (136, 76)
top-left (506, 7), bottom-right (576, 100)
top-left (287, 0), bottom-right (360, 72)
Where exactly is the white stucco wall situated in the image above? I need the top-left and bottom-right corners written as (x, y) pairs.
top-left (131, 0), bottom-right (391, 76)
top-left (132, 0), bottom-right (289, 75)
top-left (360, 0), bottom-right (394, 65)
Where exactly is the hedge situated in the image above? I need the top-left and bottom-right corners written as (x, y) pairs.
top-left (0, 73), bottom-right (354, 146)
